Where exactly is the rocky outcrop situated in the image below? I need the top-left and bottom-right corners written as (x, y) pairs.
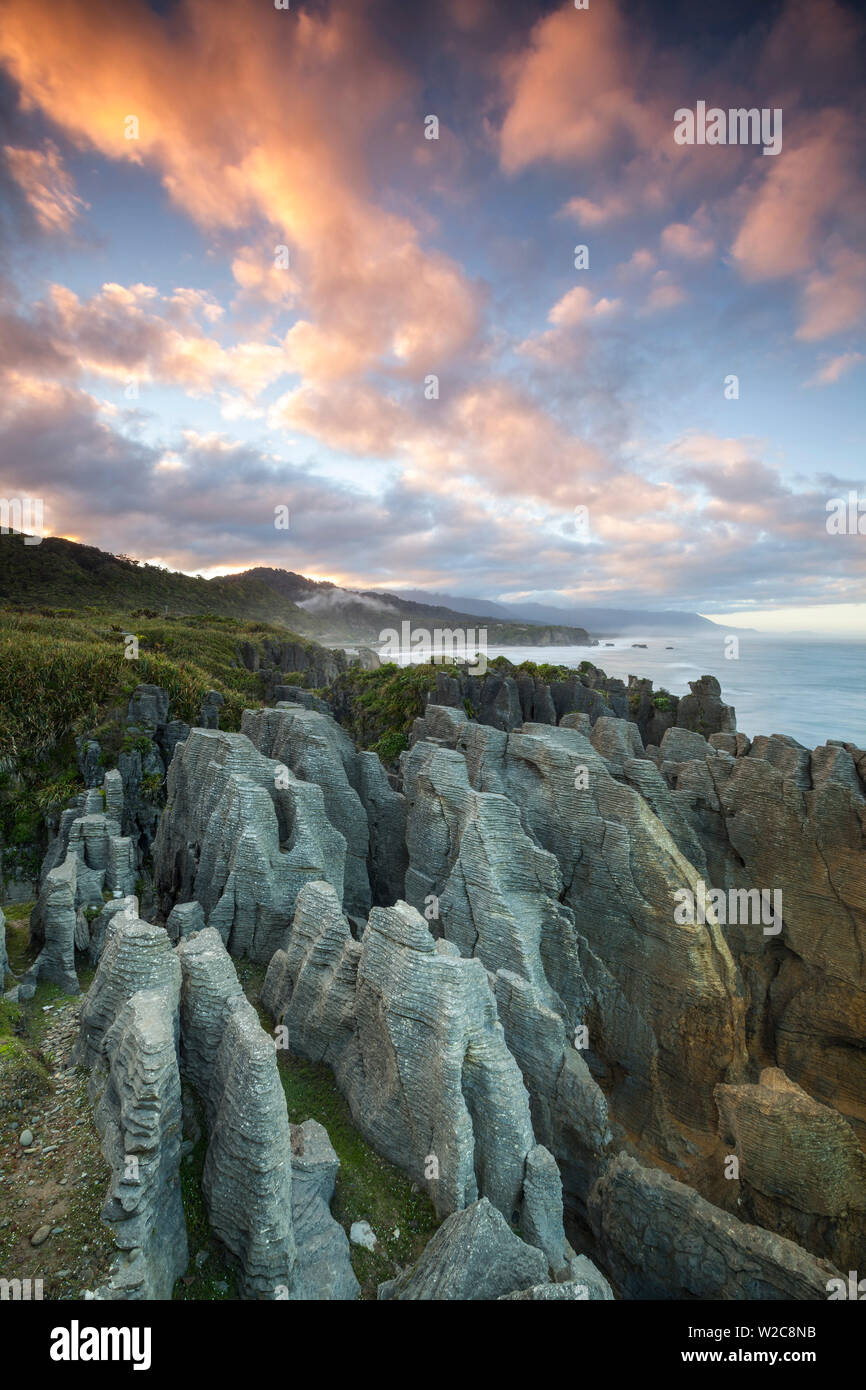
top-left (650, 726), bottom-right (866, 1143)
top-left (72, 911), bottom-right (185, 1298)
top-left (378, 1198), bottom-right (548, 1301)
top-left (588, 1153), bottom-right (839, 1300)
top-left (261, 881), bottom-right (567, 1267)
top-left (176, 926), bottom-right (354, 1299)
top-left (290, 1120), bottom-right (359, 1301)
top-left (715, 1068), bottom-right (866, 1270)
top-left (242, 705), bottom-right (372, 918)
top-left (242, 703), bottom-right (408, 915)
top-left (391, 659), bottom-right (735, 743)
top-left (24, 776), bottom-right (139, 997)
top-left (404, 708), bottom-right (747, 1170)
top-left (73, 911), bottom-right (181, 1070)
top-left (237, 636), bottom-right (347, 694)
top-left (175, 928), bottom-right (297, 1298)
top-left (90, 988), bottom-right (187, 1299)
top-left (153, 727), bottom-right (346, 961)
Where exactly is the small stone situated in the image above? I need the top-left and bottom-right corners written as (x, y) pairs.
top-left (194, 1250), bottom-right (208, 1268)
top-left (350, 1220), bottom-right (377, 1251)
top-left (31, 1224), bottom-right (51, 1247)
top-left (19, 1129), bottom-right (33, 1148)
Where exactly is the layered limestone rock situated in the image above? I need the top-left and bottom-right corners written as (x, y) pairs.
top-left (290, 1120), bottom-right (359, 1301)
top-left (404, 709), bottom-right (747, 1169)
top-left (394, 661), bottom-right (735, 742)
top-left (176, 928), bottom-right (297, 1298)
top-left (588, 1153), bottom-right (839, 1300)
top-left (242, 705), bottom-right (372, 917)
top-left (152, 727), bottom-right (346, 961)
top-left (653, 727), bottom-right (866, 1141)
top-left (200, 993), bottom-right (298, 1298)
top-left (715, 1068), bottom-right (866, 1270)
top-left (261, 881), bottom-right (567, 1266)
top-left (242, 703), bottom-right (407, 913)
top-left (24, 776), bottom-right (139, 997)
top-left (90, 988), bottom-right (187, 1299)
top-left (73, 912), bottom-right (181, 1070)
top-left (377, 1198), bottom-right (549, 1301)
top-left (72, 912), bottom-right (186, 1298)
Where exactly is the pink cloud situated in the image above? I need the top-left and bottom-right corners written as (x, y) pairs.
top-left (3, 140), bottom-right (87, 232)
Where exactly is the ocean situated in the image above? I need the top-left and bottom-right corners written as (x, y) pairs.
top-left (484, 633), bottom-right (865, 749)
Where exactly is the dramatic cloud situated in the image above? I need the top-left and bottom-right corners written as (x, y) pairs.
top-left (0, 0), bottom-right (862, 619)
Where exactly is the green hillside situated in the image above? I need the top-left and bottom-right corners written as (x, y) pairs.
top-left (0, 532), bottom-right (316, 624)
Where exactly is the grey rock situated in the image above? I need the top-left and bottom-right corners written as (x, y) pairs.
top-left (202, 994), bottom-right (297, 1298)
top-left (90, 988), bottom-right (187, 1300)
top-left (127, 684), bottom-right (169, 736)
top-left (378, 1198), bottom-right (548, 1300)
top-left (73, 913), bottom-right (181, 1069)
top-left (153, 727), bottom-right (346, 962)
top-left (290, 1120), bottom-right (358, 1300)
top-left (262, 881), bottom-right (566, 1258)
top-left (500, 1256), bottom-right (613, 1299)
top-left (165, 900), bottom-right (206, 944)
top-left (198, 691), bottom-right (224, 730)
top-left (176, 927), bottom-right (299, 1298)
top-left (88, 896), bottom-right (139, 966)
top-left (588, 1153), bottom-right (838, 1300)
top-left (76, 737), bottom-right (103, 788)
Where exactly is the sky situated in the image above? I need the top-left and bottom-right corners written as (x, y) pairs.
top-left (0, 0), bottom-right (864, 632)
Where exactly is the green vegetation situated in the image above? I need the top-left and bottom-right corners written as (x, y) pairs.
top-left (173, 1094), bottom-right (238, 1301)
top-left (0, 604), bottom-right (334, 890)
top-left (0, 532), bottom-right (309, 626)
top-left (275, 1053), bottom-right (439, 1298)
top-left (330, 662), bottom-right (445, 760)
top-left (652, 690), bottom-right (673, 712)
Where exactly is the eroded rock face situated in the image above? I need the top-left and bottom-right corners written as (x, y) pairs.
top-left (72, 912), bottom-right (186, 1299)
top-left (290, 1120), bottom-right (359, 1301)
top-left (73, 912), bottom-right (181, 1070)
top-left (90, 988), bottom-right (187, 1300)
top-left (176, 927), bottom-right (298, 1299)
top-left (242, 705), bottom-right (372, 918)
top-left (377, 1198), bottom-right (548, 1301)
top-left (152, 727), bottom-right (346, 961)
top-left (654, 728), bottom-right (866, 1142)
top-left (261, 881), bottom-right (567, 1266)
top-left (588, 1153), bottom-right (838, 1301)
top-left (242, 704), bottom-right (408, 914)
top-left (24, 777), bottom-right (139, 997)
top-left (201, 994), bottom-right (298, 1299)
top-left (715, 1068), bottom-right (866, 1270)
top-left (404, 710), bottom-right (747, 1168)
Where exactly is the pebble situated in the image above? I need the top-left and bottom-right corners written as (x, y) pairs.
top-left (31, 1224), bottom-right (51, 1247)
top-left (19, 1129), bottom-right (33, 1148)
top-left (349, 1220), bottom-right (377, 1251)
